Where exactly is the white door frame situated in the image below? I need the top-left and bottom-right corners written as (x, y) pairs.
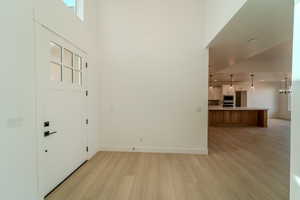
top-left (290, 0), bottom-right (300, 199)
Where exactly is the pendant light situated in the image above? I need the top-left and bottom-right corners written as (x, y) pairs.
top-left (250, 74), bottom-right (255, 89)
top-left (209, 74), bottom-right (213, 89)
top-left (230, 74), bottom-right (233, 89)
top-left (279, 76), bottom-right (292, 95)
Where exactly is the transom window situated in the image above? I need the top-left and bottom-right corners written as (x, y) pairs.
top-left (63, 0), bottom-right (76, 8)
top-left (50, 42), bottom-right (83, 86)
top-left (62, 0), bottom-right (84, 21)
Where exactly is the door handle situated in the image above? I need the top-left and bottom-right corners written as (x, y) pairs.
top-left (44, 131), bottom-right (57, 137)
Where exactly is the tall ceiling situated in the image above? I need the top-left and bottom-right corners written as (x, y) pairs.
top-left (208, 0), bottom-right (294, 83)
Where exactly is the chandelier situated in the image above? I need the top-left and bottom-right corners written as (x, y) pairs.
top-left (279, 77), bottom-right (292, 95)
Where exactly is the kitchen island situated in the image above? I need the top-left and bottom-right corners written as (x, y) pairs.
top-left (209, 107), bottom-right (268, 127)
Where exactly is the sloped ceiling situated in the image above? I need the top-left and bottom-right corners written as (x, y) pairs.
top-left (208, 0), bottom-right (294, 83)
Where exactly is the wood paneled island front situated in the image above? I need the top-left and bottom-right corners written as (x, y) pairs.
top-left (209, 107), bottom-right (268, 127)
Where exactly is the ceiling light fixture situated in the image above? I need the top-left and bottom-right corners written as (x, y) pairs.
top-left (250, 74), bottom-right (255, 89)
top-left (209, 74), bottom-right (213, 89)
top-left (230, 74), bottom-right (233, 88)
top-left (279, 76), bottom-right (292, 95)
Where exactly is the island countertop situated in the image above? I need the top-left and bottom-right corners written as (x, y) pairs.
top-left (208, 106), bottom-right (268, 127)
top-left (208, 106), bottom-right (269, 111)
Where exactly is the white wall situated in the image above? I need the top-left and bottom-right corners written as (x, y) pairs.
top-left (278, 94), bottom-right (291, 120)
top-left (34, 0), bottom-right (89, 51)
top-left (247, 82), bottom-right (280, 118)
top-left (0, 1), bottom-right (38, 200)
top-left (235, 82), bottom-right (280, 118)
top-left (203, 0), bottom-right (247, 46)
top-left (97, 0), bottom-right (208, 154)
top-left (290, 1), bottom-right (300, 199)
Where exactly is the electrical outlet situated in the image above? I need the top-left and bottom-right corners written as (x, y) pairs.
top-left (139, 138), bottom-right (143, 142)
top-left (132, 147), bottom-right (135, 151)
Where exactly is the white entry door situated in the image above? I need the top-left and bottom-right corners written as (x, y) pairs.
top-left (36, 26), bottom-right (88, 198)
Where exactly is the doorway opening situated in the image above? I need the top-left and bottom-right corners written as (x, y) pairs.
top-left (207, 0), bottom-right (293, 199)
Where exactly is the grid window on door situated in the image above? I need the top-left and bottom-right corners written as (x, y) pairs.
top-left (50, 42), bottom-right (83, 86)
top-left (63, 48), bottom-right (73, 84)
top-left (50, 42), bottom-right (62, 81)
top-left (73, 55), bottom-right (82, 85)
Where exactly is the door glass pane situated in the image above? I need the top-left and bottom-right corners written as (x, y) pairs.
top-left (50, 63), bottom-right (62, 81)
top-left (63, 49), bottom-right (73, 67)
top-left (63, 67), bottom-right (73, 83)
top-left (50, 42), bottom-right (62, 63)
top-left (74, 55), bottom-right (82, 70)
top-left (73, 71), bottom-right (82, 85)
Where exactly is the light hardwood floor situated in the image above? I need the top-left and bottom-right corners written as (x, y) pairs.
top-left (46, 119), bottom-right (290, 200)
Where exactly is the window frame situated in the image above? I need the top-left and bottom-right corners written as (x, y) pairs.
top-left (62, 0), bottom-right (84, 21)
top-left (76, 0), bottom-right (84, 21)
top-left (73, 54), bottom-right (83, 86)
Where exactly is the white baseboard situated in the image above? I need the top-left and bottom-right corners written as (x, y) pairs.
top-left (98, 146), bottom-right (208, 155)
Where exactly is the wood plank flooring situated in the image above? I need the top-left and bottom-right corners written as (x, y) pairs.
top-left (46, 119), bottom-right (290, 200)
